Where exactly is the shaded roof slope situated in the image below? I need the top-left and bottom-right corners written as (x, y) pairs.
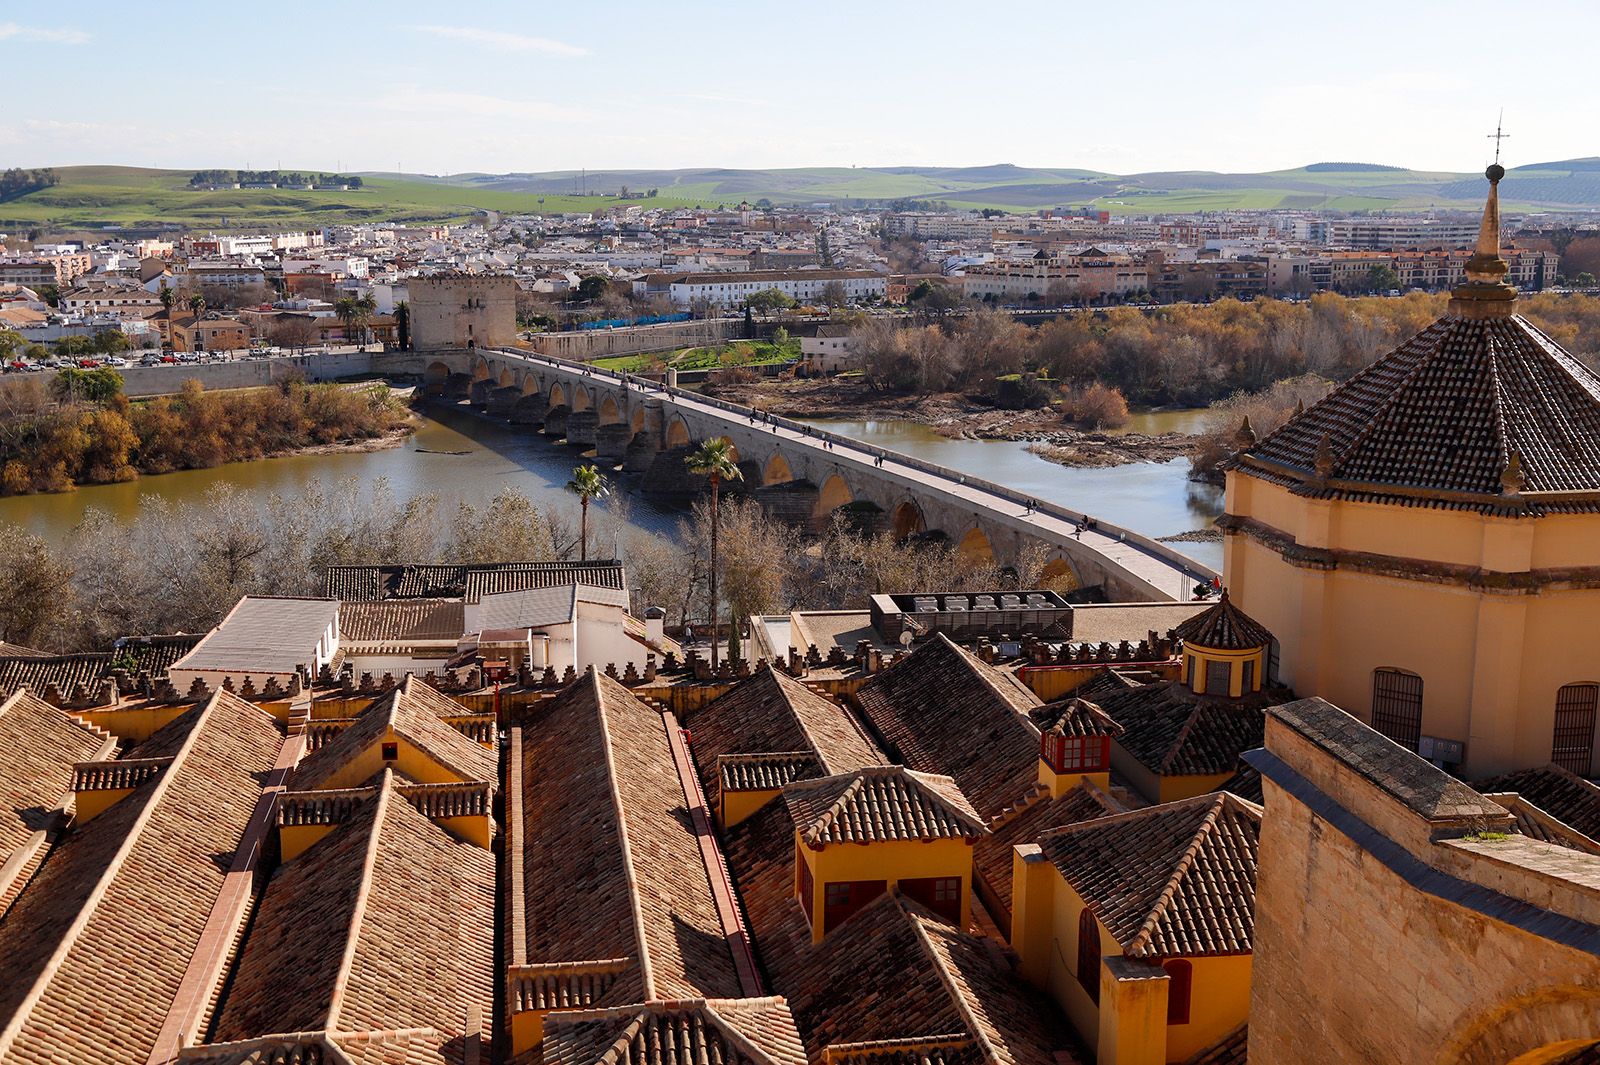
top-left (1170, 592), bottom-right (1273, 651)
top-left (0, 691), bottom-right (283, 1064)
top-left (1091, 681), bottom-right (1267, 777)
top-left (975, 783), bottom-right (1120, 921)
top-left (1474, 763), bottom-right (1600, 840)
top-left (853, 634), bottom-right (1042, 822)
top-left (1038, 792), bottom-right (1261, 957)
top-left (688, 664), bottom-right (885, 800)
top-left (213, 773), bottom-right (495, 1043)
top-left (512, 672), bottom-right (741, 1005)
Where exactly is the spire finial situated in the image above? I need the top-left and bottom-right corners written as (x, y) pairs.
top-left (1234, 415), bottom-right (1256, 450)
top-left (1449, 123), bottom-right (1517, 319)
top-left (1500, 450), bottom-right (1526, 496)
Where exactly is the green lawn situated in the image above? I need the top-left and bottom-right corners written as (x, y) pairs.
top-left (593, 339), bottom-right (800, 373)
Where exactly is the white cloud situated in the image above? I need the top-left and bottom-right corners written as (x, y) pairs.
top-left (0, 22), bottom-right (89, 44)
top-left (408, 24), bottom-right (588, 57)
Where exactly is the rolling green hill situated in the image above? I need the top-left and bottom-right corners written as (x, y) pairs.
top-left (4, 159), bottom-right (1597, 232)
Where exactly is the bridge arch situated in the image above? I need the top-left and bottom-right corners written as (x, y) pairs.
top-left (715, 436), bottom-right (741, 464)
top-left (957, 526), bottom-right (996, 565)
top-left (572, 387), bottom-right (592, 413)
top-left (425, 361), bottom-right (451, 386)
top-left (814, 472), bottom-right (854, 519)
top-left (630, 406), bottom-right (646, 433)
top-left (1040, 557), bottom-right (1078, 590)
top-left (598, 393), bottom-right (623, 425)
top-left (763, 452), bottom-right (795, 486)
top-left (472, 359), bottom-right (491, 382)
top-left (548, 381), bottom-right (567, 410)
top-left (665, 414), bottom-right (691, 450)
top-left (890, 500), bottom-right (926, 540)
top-left (521, 374), bottom-right (540, 395)
top-left (497, 366), bottom-right (513, 388)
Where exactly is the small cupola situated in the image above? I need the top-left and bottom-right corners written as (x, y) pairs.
top-left (1173, 591), bottom-right (1274, 699)
top-left (1033, 697), bottom-right (1124, 796)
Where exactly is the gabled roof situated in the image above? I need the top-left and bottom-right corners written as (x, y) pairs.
top-left (323, 560), bottom-right (627, 602)
top-left (212, 772), bottom-right (494, 1044)
top-left (1091, 681), bottom-right (1267, 777)
top-left (0, 653), bottom-right (112, 700)
top-left (1232, 312), bottom-right (1600, 513)
top-left (543, 998), bottom-right (806, 1065)
top-left (689, 664), bottom-right (885, 801)
top-left (721, 801), bottom-right (1081, 1065)
top-left (1474, 763), bottom-right (1600, 840)
top-left (0, 689), bottom-right (110, 879)
top-left (338, 599), bottom-right (466, 643)
top-left (784, 767), bottom-right (987, 848)
top-left (510, 672), bottom-right (742, 1005)
top-left (292, 676), bottom-right (495, 791)
top-left (171, 596), bottom-right (337, 676)
top-left (1030, 697), bottom-right (1125, 739)
top-left (0, 691), bottom-right (283, 1064)
top-left (853, 634), bottom-right (1042, 822)
top-left (974, 782), bottom-right (1120, 922)
top-left (1171, 593), bottom-right (1272, 652)
top-left (1038, 792), bottom-right (1261, 958)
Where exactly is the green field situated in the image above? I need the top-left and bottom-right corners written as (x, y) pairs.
top-left (4, 158), bottom-right (1598, 233)
top-left (593, 339), bottom-right (799, 374)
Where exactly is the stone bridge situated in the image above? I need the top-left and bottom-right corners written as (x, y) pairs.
top-left (374, 348), bottom-right (1218, 602)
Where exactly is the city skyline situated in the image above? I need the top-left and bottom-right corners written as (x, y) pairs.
top-left (3, 0), bottom-right (1598, 175)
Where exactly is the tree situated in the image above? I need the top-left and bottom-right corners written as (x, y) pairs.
top-left (1362, 264), bottom-right (1402, 294)
top-left (576, 275), bottom-right (609, 302)
top-left (684, 438), bottom-right (743, 668)
top-left (919, 283), bottom-right (963, 317)
top-left (394, 300), bottom-right (411, 349)
top-left (268, 315), bottom-right (319, 353)
top-left (51, 367), bottom-right (124, 405)
top-left (816, 228), bottom-right (836, 268)
top-left (0, 523), bottom-right (74, 649)
top-left (187, 292), bottom-right (206, 318)
top-left (564, 464), bottom-right (611, 562)
top-left (746, 288), bottom-right (796, 313)
top-left (334, 294), bottom-right (377, 346)
top-left (0, 328), bottom-right (21, 360)
top-left (820, 280), bottom-right (848, 308)
top-left (158, 286), bottom-right (176, 316)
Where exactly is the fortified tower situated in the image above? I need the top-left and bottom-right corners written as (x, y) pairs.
top-left (1221, 163), bottom-right (1600, 778)
top-left (408, 272), bottom-right (517, 350)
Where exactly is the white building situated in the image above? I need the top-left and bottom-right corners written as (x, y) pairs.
top-left (168, 596), bottom-right (340, 692)
top-left (644, 269), bottom-right (886, 308)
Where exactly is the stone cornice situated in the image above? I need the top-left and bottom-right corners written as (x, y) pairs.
top-left (1220, 513), bottom-right (1600, 594)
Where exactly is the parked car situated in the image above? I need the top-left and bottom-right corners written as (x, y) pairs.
top-left (105, 356), bottom-right (129, 368)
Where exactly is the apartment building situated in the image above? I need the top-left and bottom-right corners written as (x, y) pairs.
top-left (961, 250), bottom-right (1148, 301)
top-left (883, 212), bottom-right (1010, 240)
top-left (642, 269), bottom-right (886, 308)
top-left (1325, 217), bottom-right (1480, 249)
top-left (1265, 246), bottom-right (1557, 293)
top-left (0, 253), bottom-right (92, 287)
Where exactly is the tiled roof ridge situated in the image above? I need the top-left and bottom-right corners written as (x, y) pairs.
top-left (897, 895), bottom-right (998, 1065)
top-left (1037, 788), bottom-right (1221, 844)
top-left (0, 689), bottom-right (217, 1061)
top-left (0, 687), bottom-right (110, 742)
top-left (929, 633), bottom-right (1041, 733)
top-left (822, 1033), bottom-right (973, 1061)
top-left (1513, 312), bottom-right (1600, 405)
top-left (320, 769), bottom-right (393, 1032)
top-left (1122, 793), bottom-right (1230, 957)
top-left (1157, 698), bottom-right (1209, 774)
top-left (789, 767), bottom-right (987, 847)
top-left (592, 670), bottom-right (658, 1000)
top-left (765, 665), bottom-right (832, 770)
top-left (589, 998), bottom-right (795, 1065)
top-left (1481, 791), bottom-right (1600, 855)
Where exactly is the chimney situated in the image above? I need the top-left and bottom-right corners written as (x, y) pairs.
top-left (644, 605), bottom-right (666, 645)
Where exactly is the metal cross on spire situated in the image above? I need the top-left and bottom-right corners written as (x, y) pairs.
top-left (1488, 111), bottom-right (1510, 165)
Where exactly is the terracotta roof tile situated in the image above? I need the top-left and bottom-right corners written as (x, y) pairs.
top-left (0, 653), bottom-right (112, 700)
top-left (688, 665), bottom-right (886, 803)
top-left (1170, 593), bottom-right (1272, 652)
top-left (213, 773), bottom-right (494, 1043)
top-left (543, 998), bottom-right (807, 1065)
top-left (0, 690), bottom-right (110, 881)
top-left (324, 561), bottom-right (626, 602)
top-left (1037, 792), bottom-right (1261, 958)
top-left (1235, 312), bottom-right (1600, 512)
top-left (511, 673), bottom-right (742, 1004)
top-left (0, 692), bottom-right (283, 1064)
top-left (1480, 792), bottom-right (1600, 855)
top-left (292, 677), bottom-right (495, 791)
top-left (1090, 682), bottom-right (1268, 777)
top-left (852, 635), bottom-right (1042, 823)
top-left (339, 600), bottom-right (467, 643)
top-left (113, 633), bottom-right (206, 677)
top-left (1474, 764), bottom-right (1600, 840)
top-left (180, 1027), bottom-right (468, 1065)
top-left (974, 783), bottom-right (1119, 923)
top-left (1029, 698), bottom-right (1124, 740)
top-left (784, 767), bottom-right (987, 848)
top-left (721, 752), bottom-right (823, 793)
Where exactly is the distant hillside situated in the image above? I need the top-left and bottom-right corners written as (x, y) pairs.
top-left (4, 158), bottom-right (1599, 231)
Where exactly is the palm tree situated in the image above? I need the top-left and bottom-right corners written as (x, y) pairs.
top-left (564, 464), bottom-right (611, 562)
top-left (184, 293), bottom-right (205, 352)
top-left (685, 438), bottom-right (743, 667)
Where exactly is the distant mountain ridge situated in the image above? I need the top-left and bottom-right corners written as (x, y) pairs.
top-left (4, 159), bottom-right (1599, 231)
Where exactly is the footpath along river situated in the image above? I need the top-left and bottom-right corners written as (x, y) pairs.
top-left (1, 404), bottom-right (1223, 571)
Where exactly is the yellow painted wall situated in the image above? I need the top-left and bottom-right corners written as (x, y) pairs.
top-left (74, 704), bottom-right (189, 744)
top-left (435, 812), bottom-right (493, 849)
top-left (1039, 759), bottom-right (1112, 798)
top-left (280, 823), bottom-right (334, 862)
top-left (1179, 645), bottom-right (1265, 698)
top-left (1159, 773), bottom-right (1234, 805)
top-left (1099, 958), bottom-right (1169, 1065)
top-left (800, 834), bottom-right (973, 941)
top-left (1163, 954), bottom-right (1252, 1062)
top-left (721, 787), bottom-right (780, 828)
top-left (304, 728), bottom-right (469, 790)
top-left (73, 787), bottom-right (134, 823)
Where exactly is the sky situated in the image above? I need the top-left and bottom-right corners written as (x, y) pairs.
top-left (2, 0), bottom-right (1597, 177)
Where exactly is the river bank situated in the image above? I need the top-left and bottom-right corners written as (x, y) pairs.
top-left (702, 376), bottom-right (1202, 469)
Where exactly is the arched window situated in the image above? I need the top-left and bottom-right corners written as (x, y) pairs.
top-left (1162, 959), bottom-right (1193, 1024)
top-left (1372, 669), bottom-right (1424, 751)
top-left (1077, 907), bottom-right (1101, 1004)
top-left (1553, 684), bottom-right (1600, 776)
top-left (1205, 659), bottom-right (1232, 696)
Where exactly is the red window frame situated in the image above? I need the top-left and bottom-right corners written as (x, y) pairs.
top-left (899, 875), bottom-right (963, 924)
top-left (822, 879), bottom-right (886, 934)
top-left (796, 842), bottom-right (815, 927)
top-left (1162, 958), bottom-right (1192, 1024)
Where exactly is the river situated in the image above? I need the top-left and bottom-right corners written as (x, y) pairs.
top-left (1, 404), bottom-right (1223, 571)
